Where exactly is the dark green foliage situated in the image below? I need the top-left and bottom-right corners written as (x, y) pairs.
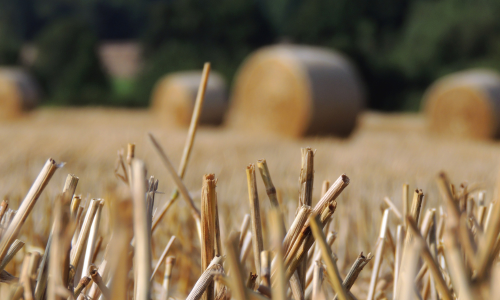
top-left (0, 29), bottom-right (21, 65)
top-left (390, 0), bottom-right (500, 110)
top-left (136, 0), bottom-right (275, 106)
top-left (32, 18), bottom-right (110, 105)
top-left (3, 0), bottom-right (500, 110)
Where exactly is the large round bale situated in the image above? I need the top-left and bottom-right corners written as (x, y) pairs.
top-left (423, 69), bottom-right (500, 139)
top-left (151, 71), bottom-right (227, 126)
top-left (226, 45), bottom-right (366, 137)
top-left (0, 68), bottom-right (39, 119)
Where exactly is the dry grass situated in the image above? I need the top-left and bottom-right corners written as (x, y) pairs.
top-left (0, 108), bottom-right (500, 299)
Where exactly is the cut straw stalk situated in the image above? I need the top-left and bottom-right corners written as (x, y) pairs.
top-left (383, 197), bottom-right (402, 221)
top-left (201, 174), bottom-right (217, 300)
top-left (298, 148), bottom-right (314, 208)
top-left (240, 232), bottom-right (252, 262)
top-left (238, 214), bottom-right (251, 250)
top-left (246, 273), bottom-right (258, 289)
top-left (0, 159), bottom-right (61, 267)
top-left (257, 159), bottom-right (286, 233)
top-left (151, 62), bottom-right (210, 233)
top-left (106, 199), bottom-right (133, 300)
top-left (85, 259), bottom-right (109, 300)
top-left (311, 261), bottom-right (323, 300)
top-left (48, 195), bottom-right (74, 300)
top-left (312, 174), bottom-right (349, 216)
top-left (396, 239), bottom-right (420, 300)
top-left (403, 184), bottom-right (409, 229)
top-left (337, 252), bottom-right (372, 298)
top-left (284, 202), bottom-right (336, 281)
top-left (305, 232), bottom-right (336, 292)
top-left (260, 251), bottom-right (271, 288)
top-left (309, 214), bottom-right (348, 300)
top-left (70, 195), bottom-right (81, 220)
top-left (70, 199), bottom-right (101, 271)
top-left (295, 150), bottom-right (313, 292)
top-left (35, 174), bottom-right (78, 300)
top-left (186, 256), bottom-right (223, 300)
top-left (161, 257), bottom-right (176, 300)
top-left (89, 265), bottom-right (111, 299)
top-left (131, 160), bottom-right (152, 300)
top-left (392, 225), bottom-right (404, 300)
top-left (269, 209), bottom-right (286, 300)
top-left (0, 200), bottom-right (8, 224)
top-left (246, 164), bottom-right (264, 277)
top-left (82, 200), bottom-right (104, 277)
top-left (366, 209), bottom-right (389, 300)
top-left (476, 195), bottom-right (500, 279)
top-left (283, 205), bottom-right (311, 255)
top-left (403, 189), bottom-right (424, 251)
top-left (256, 159), bottom-right (280, 209)
top-left (0, 239), bottom-right (25, 270)
top-left (73, 276), bottom-right (91, 298)
top-left (148, 133), bottom-right (202, 239)
top-left (406, 217), bottom-right (452, 300)
top-left (442, 232), bottom-right (474, 300)
top-left (19, 253), bottom-right (32, 300)
top-left (225, 233), bottom-right (248, 300)
top-left (151, 236), bottom-right (176, 281)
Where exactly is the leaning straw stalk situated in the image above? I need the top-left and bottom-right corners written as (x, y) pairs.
top-left (309, 214), bottom-right (348, 300)
top-left (148, 133), bottom-right (202, 239)
top-left (0, 159), bottom-right (60, 266)
top-left (406, 218), bottom-right (452, 300)
top-left (151, 63), bottom-right (210, 234)
top-left (151, 236), bottom-right (176, 281)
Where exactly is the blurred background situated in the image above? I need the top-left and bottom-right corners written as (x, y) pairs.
top-left (2, 0), bottom-right (500, 111)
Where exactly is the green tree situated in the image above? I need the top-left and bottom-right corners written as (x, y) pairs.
top-left (32, 17), bottom-right (110, 105)
top-left (136, 0), bottom-right (275, 106)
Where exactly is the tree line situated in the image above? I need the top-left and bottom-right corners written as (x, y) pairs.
top-left (1, 0), bottom-right (500, 111)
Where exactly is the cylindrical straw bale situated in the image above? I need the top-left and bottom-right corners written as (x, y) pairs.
top-left (151, 71), bottom-right (227, 126)
top-left (226, 45), bottom-right (366, 137)
top-left (0, 68), bottom-right (39, 119)
top-left (423, 69), bottom-right (500, 139)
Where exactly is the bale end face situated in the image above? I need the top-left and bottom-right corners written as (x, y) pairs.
top-left (423, 69), bottom-right (500, 140)
top-left (226, 44), bottom-right (365, 138)
top-left (150, 71), bottom-right (228, 127)
top-left (0, 68), bottom-right (39, 120)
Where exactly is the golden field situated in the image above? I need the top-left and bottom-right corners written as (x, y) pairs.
top-left (0, 107), bottom-right (499, 299)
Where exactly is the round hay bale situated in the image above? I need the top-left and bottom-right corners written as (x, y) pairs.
top-left (423, 69), bottom-right (500, 139)
top-left (151, 71), bottom-right (227, 126)
top-left (0, 68), bottom-right (39, 119)
top-left (226, 45), bottom-right (366, 137)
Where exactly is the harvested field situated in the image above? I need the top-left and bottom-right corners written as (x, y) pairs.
top-left (0, 107), bottom-right (499, 299)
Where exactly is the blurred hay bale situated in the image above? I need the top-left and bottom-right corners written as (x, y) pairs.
top-left (151, 71), bottom-right (227, 126)
top-left (423, 69), bottom-right (500, 139)
top-left (0, 68), bottom-right (39, 119)
top-left (226, 45), bottom-right (366, 137)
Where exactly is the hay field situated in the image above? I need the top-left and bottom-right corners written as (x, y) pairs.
top-left (1, 108), bottom-right (499, 298)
